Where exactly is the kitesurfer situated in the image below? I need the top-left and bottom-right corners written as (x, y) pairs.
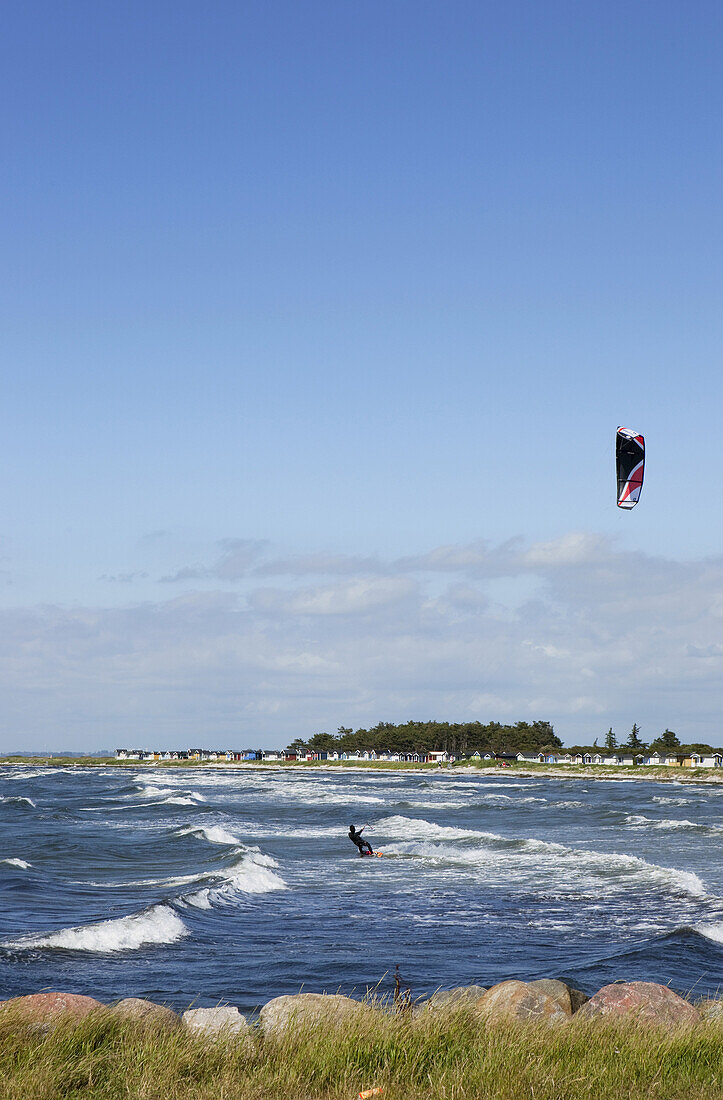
top-left (349, 823), bottom-right (373, 856)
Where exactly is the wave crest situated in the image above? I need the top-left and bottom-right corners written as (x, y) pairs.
top-left (176, 824), bottom-right (241, 845)
top-left (375, 815), bottom-right (706, 898)
top-left (3, 904), bottom-right (187, 953)
top-left (624, 813), bottom-right (722, 835)
top-left (183, 850), bottom-right (287, 907)
top-left (696, 922), bottom-right (723, 945)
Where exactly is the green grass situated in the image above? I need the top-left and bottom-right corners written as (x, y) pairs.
top-left (1, 756), bottom-right (721, 784)
top-left (0, 1005), bottom-right (720, 1100)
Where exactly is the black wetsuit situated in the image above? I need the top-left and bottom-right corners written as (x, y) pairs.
top-left (349, 825), bottom-right (373, 855)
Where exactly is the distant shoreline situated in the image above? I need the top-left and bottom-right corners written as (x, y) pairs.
top-left (1, 757), bottom-right (722, 784)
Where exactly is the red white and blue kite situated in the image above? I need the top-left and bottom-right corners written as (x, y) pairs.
top-left (616, 427), bottom-right (645, 509)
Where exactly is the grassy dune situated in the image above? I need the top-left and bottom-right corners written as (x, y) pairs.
top-left (0, 1006), bottom-right (720, 1100)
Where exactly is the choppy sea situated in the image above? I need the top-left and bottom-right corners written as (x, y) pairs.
top-left (0, 765), bottom-right (721, 1010)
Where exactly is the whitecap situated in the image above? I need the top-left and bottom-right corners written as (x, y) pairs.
top-left (176, 824), bottom-right (242, 845)
top-left (1, 858), bottom-right (31, 869)
top-left (623, 813), bottom-right (722, 834)
top-left (397, 800), bottom-right (467, 810)
top-left (0, 795), bottom-right (35, 807)
top-left (696, 922), bottom-right (723, 945)
top-left (77, 870), bottom-right (217, 889)
top-left (182, 850), bottom-right (287, 907)
top-left (135, 784), bottom-right (206, 803)
top-left (3, 904), bottom-right (187, 953)
top-left (157, 795), bottom-right (207, 806)
top-left (375, 815), bottom-right (706, 899)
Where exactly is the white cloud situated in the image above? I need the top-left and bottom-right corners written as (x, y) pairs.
top-left (255, 553), bottom-right (383, 576)
top-left (160, 539), bottom-right (268, 582)
top-left (520, 532), bottom-right (609, 567)
top-left (249, 577), bottom-right (417, 617)
top-left (2, 534), bottom-right (723, 750)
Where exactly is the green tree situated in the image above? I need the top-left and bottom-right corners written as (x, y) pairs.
top-left (604, 727), bottom-right (617, 751)
top-left (286, 737), bottom-right (308, 754)
top-left (308, 732), bottom-right (337, 752)
top-left (648, 728), bottom-right (680, 752)
top-left (624, 723), bottom-right (647, 754)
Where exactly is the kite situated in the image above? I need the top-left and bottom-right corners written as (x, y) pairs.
top-left (616, 427), bottom-right (645, 509)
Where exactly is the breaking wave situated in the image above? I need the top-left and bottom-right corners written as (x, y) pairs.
top-left (132, 783), bottom-right (207, 806)
top-left (623, 813), bottom-right (722, 835)
top-left (398, 800), bottom-right (467, 811)
top-left (1, 858), bottom-right (31, 869)
top-left (3, 904), bottom-right (188, 953)
top-left (696, 923), bottom-right (723, 945)
top-left (375, 815), bottom-right (706, 898)
top-left (77, 870), bottom-right (217, 890)
top-left (182, 850), bottom-right (287, 908)
top-left (176, 824), bottom-right (242, 845)
top-left (0, 795), bottom-right (35, 808)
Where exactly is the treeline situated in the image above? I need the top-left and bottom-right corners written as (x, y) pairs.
top-left (568, 725), bottom-right (718, 755)
top-left (287, 720), bottom-right (562, 756)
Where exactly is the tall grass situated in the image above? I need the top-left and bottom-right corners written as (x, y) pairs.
top-left (0, 1003), bottom-right (720, 1099)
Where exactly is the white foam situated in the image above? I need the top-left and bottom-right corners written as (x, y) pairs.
top-left (157, 795), bottom-right (207, 806)
top-left (183, 850), bottom-right (287, 907)
top-left (136, 784), bottom-right (207, 804)
top-left (377, 815), bottom-right (490, 842)
top-left (473, 794), bottom-right (547, 805)
top-left (0, 795), bottom-right (35, 807)
top-left (696, 922), bottom-right (723, 945)
top-left (399, 800), bottom-right (467, 810)
top-left (4, 904), bottom-right (188, 953)
top-left (176, 824), bottom-right (242, 845)
top-left (0, 769), bottom-right (53, 780)
top-left (282, 792), bottom-right (385, 806)
top-left (652, 796), bottom-right (692, 806)
top-left (1, 858), bottom-right (31, 869)
top-left (376, 815), bottom-right (707, 898)
top-left (78, 871), bottom-right (216, 889)
top-left (624, 813), bottom-right (722, 834)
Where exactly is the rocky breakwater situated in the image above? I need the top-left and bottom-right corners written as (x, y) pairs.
top-left (421, 978), bottom-right (709, 1030)
top-left (0, 979), bottom-right (718, 1036)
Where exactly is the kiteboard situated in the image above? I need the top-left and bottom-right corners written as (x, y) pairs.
top-left (360, 850), bottom-right (384, 858)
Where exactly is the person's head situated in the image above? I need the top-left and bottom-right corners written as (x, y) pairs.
top-left (349, 824), bottom-right (355, 832)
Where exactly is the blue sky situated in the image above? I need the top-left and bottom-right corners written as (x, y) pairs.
top-left (2, 2), bottom-right (723, 750)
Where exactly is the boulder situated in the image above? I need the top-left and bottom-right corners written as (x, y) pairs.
top-left (0, 991), bottom-right (103, 1023)
top-left (111, 998), bottom-right (180, 1029)
top-left (424, 985), bottom-right (488, 1010)
top-left (182, 1006), bottom-right (249, 1039)
top-left (698, 998), bottom-right (723, 1022)
top-left (259, 993), bottom-right (363, 1037)
top-left (575, 982), bottom-right (700, 1029)
top-left (475, 980), bottom-right (570, 1025)
top-left (529, 979), bottom-right (589, 1014)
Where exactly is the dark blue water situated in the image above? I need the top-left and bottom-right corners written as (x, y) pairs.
top-left (0, 765), bottom-right (721, 1010)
